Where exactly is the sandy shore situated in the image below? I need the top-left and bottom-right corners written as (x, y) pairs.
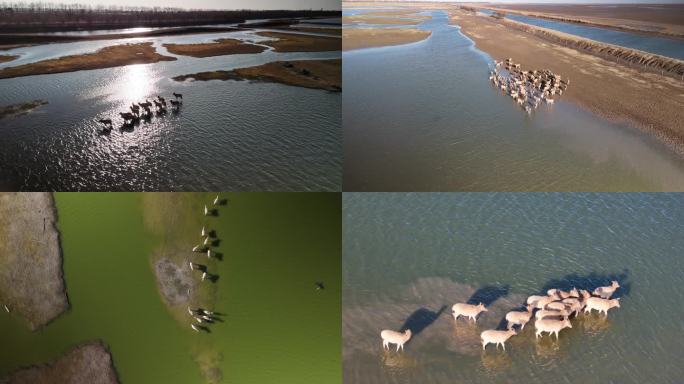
top-left (0, 193), bottom-right (68, 331)
top-left (163, 38), bottom-right (266, 58)
top-left (0, 100), bottom-right (48, 119)
top-left (483, 3), bottom-right (684, 39)
top-left (343, 28), bottom-right (431, 51)
top-left (173, 59), bottom-right (341, 92)
top-left (452, 10), bottom-right (684, 153)
top-left (0, 42), bottom-right (175, 79)
top-left (0, 341), bottom-right (119, 384)
top-left (256, 32), bottom-right (340, 52)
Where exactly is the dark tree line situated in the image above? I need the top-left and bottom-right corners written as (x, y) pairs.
top-left (0, 2), bottom-right (339, 32)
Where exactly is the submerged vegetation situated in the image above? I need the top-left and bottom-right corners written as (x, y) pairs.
top-left (0, 43), bottom-right (175, 79)
top-left (0, 100), bottom-right (47, 119)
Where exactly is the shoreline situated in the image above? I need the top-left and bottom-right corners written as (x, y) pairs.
top-left (0, 192), bottom-right (69, 331)
top-left (343, 28), bottom-right (431, 51)
top-left (478, 5), bottom-right (684, 40)
top-left (0, 42), bottom-right (175, 80)
top-left (0, 341), bottom-right (120, 384)
top-left (452, 10), bottom-right (684, 155)
top-left (173, 59), bottom-right (341, 92)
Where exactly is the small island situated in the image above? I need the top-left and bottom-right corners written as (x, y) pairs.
top-left (0, 54), bottom-right (18, 64)
top-left (0, 42), bottom-right (176, 79)
top-left (163, 38), bottom-right (267, 58)
top-left (257, 32), bottom-right (341, 52)
top-left (173, 59), bottom-right (341, 92)
top-left (0, 100), bottom-right (48, 120)
top-left (343, 28), bottom-right (432, 51)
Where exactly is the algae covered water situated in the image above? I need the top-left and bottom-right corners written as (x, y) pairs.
top-left (343, 193), bottom-right (684, 384)
top-left (0, 192), bottom-right (341, 383)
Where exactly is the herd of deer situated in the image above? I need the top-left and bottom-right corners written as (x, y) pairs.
top-left (96, 92), bottom-right (183, 133)
top-left (380, 280), bottom-right (621, 353)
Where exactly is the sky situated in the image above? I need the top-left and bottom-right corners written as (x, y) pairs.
top-left (29, 0), bottom-right (340, 10)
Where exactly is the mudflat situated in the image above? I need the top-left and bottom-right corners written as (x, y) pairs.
top-left (0, 193), bottom-right (68, 330)
top-left (173, 59), bottom-right (341, 92)
top-left (0, 341), bottom-right (119, 384)
top-left (0, 42), bottom-right (175, 79)
top-left (452, 10), bottom-right (684, 153)
top-left (485, 3), bottom-right (684, 38)
top-left (257, 32), bottom-right (341, 52)
top-left (343, 28), bottom-right (431, 51)
top-left (163, 38), bottom-right (267, 58)
top-left (343, 16), bottom-right (420, 25)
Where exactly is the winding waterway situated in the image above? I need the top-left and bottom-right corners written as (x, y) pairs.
top-left (343, 193), bottom-right (684, 384)
top-left (0, 29), bottom-right (341, 191)
top-left (343, 10), bottom-right (684, 191)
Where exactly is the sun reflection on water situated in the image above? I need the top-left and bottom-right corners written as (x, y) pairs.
top-left (114, 63), bottom-right (157, 102)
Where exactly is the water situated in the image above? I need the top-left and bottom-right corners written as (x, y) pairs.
top-left (343, 10), bottom-right (684, 191)
top-left (505, 13), bottom-right (684, 60)
top-left (0, 30), bottom-right (341, 191)
top-left (0, 192), bottom-right (341, 383)
top-left (343, 193), bottom-right (684, 384)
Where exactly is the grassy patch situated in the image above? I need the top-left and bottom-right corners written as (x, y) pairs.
top-left (163, 38), bottom-right (266, 58)
top-left (0, 42), bottom-right (176, 79)
top-left (257, 31), bottom-right (340, 52)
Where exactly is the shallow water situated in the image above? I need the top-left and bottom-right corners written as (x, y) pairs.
top-left (343, 193), bottom-right (684, 384)
top-left (343, 10), bottom-right (684, 191)
top-left (505, 13), bottom-right (684, 60)
top-left (0, 29), bottom-right (341, 191)
top-left (0, 192), bottom-right (341, 383)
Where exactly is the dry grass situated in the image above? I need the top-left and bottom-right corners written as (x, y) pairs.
top-left (0, 100), bottom-right (47, 120)
top-left (257, 31), bottom-right (341, 52)
top-left (0, 54), bottom-right (17, 63)
top-left (173, 59), bottom-right (341, 92)
top-left (342, 28), bottom-right (431, 51)
top-left (163, 38), bottom-right (266, 58)
top-left (0, 341), bottom-right (119, 384)
top-left (0, 42), bottom-right (176, 79)
top-left (0, 192), bottom-right (68, 331)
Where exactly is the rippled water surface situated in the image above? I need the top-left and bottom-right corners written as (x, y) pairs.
top-left (343, 193), bottom-right (684, 384)
top-left (343, 10), bottom-right (684, 191)
top-left (0, 29), bottom-right (341, 191)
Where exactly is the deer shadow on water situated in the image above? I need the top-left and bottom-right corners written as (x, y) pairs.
top-left (540, 269), bottom-right (631, 299)
top-left (399, 305), bottom-right (447, 338)
top-left (467, 285), bottom-right (511, 307)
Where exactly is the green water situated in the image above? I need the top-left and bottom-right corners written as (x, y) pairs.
top-left (0, 192), bottom-right (341, 384)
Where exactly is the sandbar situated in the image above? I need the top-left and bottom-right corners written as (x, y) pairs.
top-left (0, 341), bottom-right (119, 384)
top-left (257, 31), bottom-right (341, 52)
top-left (482, 3), bottom-right (684, 39)
top-left (0, 192), bottom-right (68, 331)
top-left (173, 59), bottom-right (341, 92)
top-left (453, 10), bottom-right (684, 153)
top-left (0, 42), bottom-right (175, 79)
top-left (163, 38), bottom-right (266, 58)
top-left (343, 28), bottom-right (431, 51)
